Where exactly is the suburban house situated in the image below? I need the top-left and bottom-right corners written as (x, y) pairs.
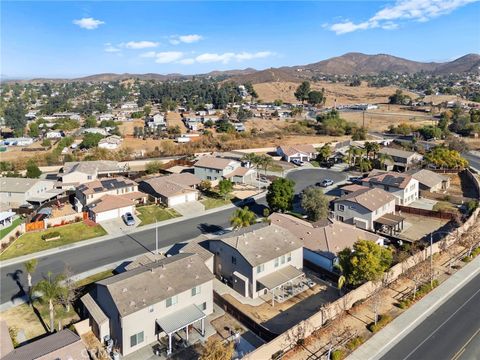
top-left (378, 147), bottom-right (423, 172)
top-left (98, 135), bottom-right (123, 150)
top-left (58, 161), bottom-right (125, 189)
top-left (270, 213), bottom-right (385, 272)
top-left (276, 144), bottom-right (317, 162)
top-left (139, 173), bottom-right (201, 207)
top-left (410, 169), bottom-right (450, 192)
top-left (2, 137), bottom-right (34, 146)
top-left (146, 113), bottom-right (165, 128)
top-left (83, 127), bottom-right (109, 136)
top-left (361, 171), bottom-right (419, 205)
top-left (88, 195), bottom-right (136, 223)
top-left (333, 187), bottom-right (404, 234)
top-left (81, 253), bottom-right (214, 356)
top-left (194, 156), bottom-right (256, 184)
top-left (0, 204), bottom-right (16, 229)
top-left (1, 328), bottom-right (87, 360)
top-left (45, 130), bottom-right (63, 139)
top-left (208, 225), bottom-right (304, 302)
top-left (0, 178), bottom-right (61, 208)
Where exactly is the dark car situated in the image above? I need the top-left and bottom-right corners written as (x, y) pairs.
top-left (320, 161), bottom-right (334, 168)
top-left (122, 212), bottom-right (135, 226)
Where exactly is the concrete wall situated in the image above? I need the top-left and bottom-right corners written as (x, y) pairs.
top-left (45, 213), bottom-right (83, 227)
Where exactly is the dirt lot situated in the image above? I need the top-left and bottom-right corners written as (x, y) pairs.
top-left (117, 119), bottom-right (145, 137)
top-left (253, 81), bottom-right (418, 106)
top-left (400, 214), bottom-right (450, 241)
top-left (166, 111), bottom-right (188, 132)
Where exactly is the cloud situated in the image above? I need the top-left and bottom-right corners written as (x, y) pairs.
top-left (154, 52), bottom-right (184, 63)
top-left (170, 34), bottom-right (203, 45)
top-left (194, 51), bottom-right (274, 64)
top-left (140, 51), bottom-right (157, 58)
top-left (73, 17), bottom-right (105, 30)
top-left (328, 0), bottom-right (478, 34)
top-left (179, 58), bottom-right (196, 65)
top-left (122, 41), bottom-right (159, 49)
top-left (104, 43), bottom-right (121, 53)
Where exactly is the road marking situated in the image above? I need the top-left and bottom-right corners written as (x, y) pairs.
top-left (451, 327), bottom-right (480, 360)
top-left (401, 286), bottom-right (480, 360)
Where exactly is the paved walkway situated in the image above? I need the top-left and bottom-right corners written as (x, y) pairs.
top-left (347, 254), bottom-right (480, 360)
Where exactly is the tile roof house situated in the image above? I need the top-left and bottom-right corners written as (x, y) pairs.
top-left (269, 213), bottom-right (385, 272)
top-left (88, 195), bottom-right (136, 223)
top-left (333, 188), bottom-right (404, 233)
top-left (194, 156), bottom-right (256, 184)
top-left (82, 253), bottom-right (214, 356)
top-left (139, 173), bottom-right (201, 207)
top-left (410, 169), bottom-right (450, 192)
top-left (378, 147), bottom-right (423, 171)
top-left (276, 144), bottom-right (317, 162)
top-left (209, 224), bottom-right (304, 300)
top-left (362, 171), bottom-right (419, 205)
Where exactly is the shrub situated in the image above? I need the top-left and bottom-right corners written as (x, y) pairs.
top-left (397, 299), bottom-right (412, 309)
top-left (368, 314), bottom-right (393, 333)
top-left (9, 326), bottom-right (19, 347)
top-left (41, 231), bottom-right (61, 241)
top-left (271, 350), bottom-right (283, 360)
top-left (331, 349), bottom-right (345, 360)
top-left (346, 336), bottom-right (364, 351)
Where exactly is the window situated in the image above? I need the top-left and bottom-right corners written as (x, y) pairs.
top-left (231, 256), bottom-right (237, 265)
top-left (337, 216), bottom-right (344, 222)
top-left (338, 204), bottom-right (345, 212)
top-left (207, 176), bottom-right (212, 180)
top-left (274, 257), bottom-right (279, 268)
top-left (166, 295), bottom-right (178, 308)
top-left (256, 264), bottom-right (264, 274)
top-left (287, 252), bottom-right (292, 262)
top-left (87, 175), bottom-right (92, 180)
top-left (191, 285), bottom-right (201, 296)
top-left (148, 305), bottom-right (154, 313)
top-left (281, 255), bottom-right (285, 265)
top-left (130, 331), bottom-right (144, 347)
top-left (200, 302), bottom-right (207, 311)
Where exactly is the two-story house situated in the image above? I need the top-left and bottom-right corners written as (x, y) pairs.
top-left (194, 156), bottom-right (256, 184)
top-left (0, 178), bottom-right (60, 208)
top-left (58, 161), bottom-right (124, 189)
top-left (361, 171), bottom-right (419, 205)
top-left (378, 147), bottom-right (423, 172)
top-left (81, 253), bottom-right (214, 356)
top-left (332, 187), bottom-right (404, 234)
top-left (209, 225), bottom-right (304, 303)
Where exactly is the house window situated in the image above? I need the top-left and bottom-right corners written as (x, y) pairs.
top-left (148, 305), bottom-right (154, 313)
top-left (274, 257), bottom-right (279, 268)
top-left (200, 302), bottom-right (207, 311)
top-left (87, 175), bottom-right (92, 180)
top-left (191, 285), bottom-right (201, 296)
top-left (281, 255), bottom-right (285, 265)
top-left (231, 256), bottom-right (237, 265)
top-left (256, 264), bottom-right (264, 274)
top-left (130, 331), bottom-right (144, 347)
top-left (384, 185), bottom-right (390, 191)
top-left (338, 204), bottom-right (345, 212)
top-left (337, 216), bottom-right (344, 222)
top-left (287, 252), bottom-right (292, 262)
top-left (166, 295), bottom-right (177, 308)
top-left (207, 176), bottom-right (212, 180)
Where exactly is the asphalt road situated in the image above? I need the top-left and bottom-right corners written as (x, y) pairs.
top-left (464, 152), bottom-right (480, 171)
top-left (380, 272), bottom-right (480, 360)
top-left (0, 168), bottom-right (342, 306)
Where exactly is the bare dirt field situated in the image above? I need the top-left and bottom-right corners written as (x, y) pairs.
top-left (166, 111), bottom-right (188, 132)
top-left (117, 119), bottom-right (144, 137)
top-left (253, 81), bottom-right (418, 106)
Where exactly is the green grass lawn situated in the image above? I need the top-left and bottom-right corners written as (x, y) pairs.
top-left (0, 222), bottom-right (107, 260)
top-left (136, 205), bottom-right (181, 226)
top-left (309, 160), bottom-right (320, 167)
top-left (0, 218), bottom-right (23, 240)
top-left (201, 194), bottom-right (234, 210)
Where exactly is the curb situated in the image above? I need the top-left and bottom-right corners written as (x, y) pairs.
top-left (347, 254), bottom-right (480, 360)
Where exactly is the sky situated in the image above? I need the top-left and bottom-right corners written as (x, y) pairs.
top-left (2, 1), bottom-right (480, 78)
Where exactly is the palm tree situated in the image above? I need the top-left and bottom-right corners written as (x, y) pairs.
top-left (230, 206), bottom-right (256, 230)
top-left (24, 259), bottom-right (38, 306)
top-left (377, 153), bottom-right (393, 170)
top-left (259, 154), bottom-right (273, 175)
top-left (34, 272), bottom-right (66, 333)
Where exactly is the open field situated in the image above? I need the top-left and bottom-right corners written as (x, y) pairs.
top-left (166, 111), bottom-right (188, 132)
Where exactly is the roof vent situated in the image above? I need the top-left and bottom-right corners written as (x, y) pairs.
top-left (275, 247), bottom-right (280, 251)
top-left (306, 231), bottom-right (311, 235)
top-left (129, 301), bottom-right (135, 307)
top-left (122, 288), bottom-right (128, 293)
top-left (167, 286), bottom-right (173, 291)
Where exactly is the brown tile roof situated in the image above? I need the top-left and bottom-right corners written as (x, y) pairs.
top-left (118, 191), bottom-right (147, 201)
top-left (97, 253), bottom-right (214, 317)
top-left (341, 184), bottom-right (369, 193)
top-left (140, 176), bottom-right (198, 198)
top-left (334, 188), bottom-right (396, 212)
top-left (270, 213), bottom-right (382, 256)
top-left (164, 173), bottom-right (202, 187)
top-left (63, 160), bottom-right (121, 175)
top-left (90, 195), bottom-right (134, 213)
top-left (411, 169), bottom-right (449, 188)
top-left (224, 167), bottom-right (251, 178)
top-left (194, 156), bottom-right (237, 170)
top-left (278, 144), bottom-right (317, 157)
top-left (78, 176), bottom-right (137, 195)
top-left (363, 172), bottom-right (413, 189)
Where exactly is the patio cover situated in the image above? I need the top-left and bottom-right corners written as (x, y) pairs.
top-left (156, 304), bottom-right (206, 335)
top-left (0, 211), bottom-right (15, 222)
top-left (375, 213), bottom-right (405, 227)
top-left (257, 265), bottom-right (304, 290)
top-left (81, 293), bottom-right (108, 325)
top-left (27, 189), bottom-right (65, 203)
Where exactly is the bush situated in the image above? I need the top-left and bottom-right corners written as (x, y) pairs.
top-left (331, 349), bottom-right (345, 360)
top-left (41, 231), bottom-right (61, 240)
top-left (345, 336), bottom-right (364, 351)
top-left (397, 299), bottom-right (412, 309)
top-left (9, 326), bottom-right (19, 347)
top-left (368, 314), bottom-right (393, 333)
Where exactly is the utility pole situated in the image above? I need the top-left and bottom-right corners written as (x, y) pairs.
top-left (362, 110), bottom-right (365, 128)
top-left (155, 217), bottom-right (159, 256)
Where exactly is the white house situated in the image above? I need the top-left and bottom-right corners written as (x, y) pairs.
top-left (46, 131), bottom-right (63, 139)
top-left (277, 144), bottom-right (317, 162)
top-left (362, 171), bottom-right (419, 205)
top-left (98, 135), bottom-right (123, 150)
top-left (146, 114), bottom-right (165, 128)
top-left (194, 156), bottom-right (256, 184)
top-left (83, 128), bottom-right (109, 136)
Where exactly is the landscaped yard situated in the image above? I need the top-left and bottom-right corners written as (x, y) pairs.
top-left (201, 194), bottom-right (234, 210)
top-left (136, 205), bottom-right (181, 226)
top-left (0, 222), bottom-right (107, 260)
top-left (0, 218), bottom-right (23, 240)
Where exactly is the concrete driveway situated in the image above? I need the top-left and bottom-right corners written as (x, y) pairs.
top-left (172, 201), bottom-right (205, 217)
top-left (100, 215), bottom-right (140, 236)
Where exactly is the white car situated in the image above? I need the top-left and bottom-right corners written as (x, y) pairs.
top-left (291, 159), bottom-right (305, 166)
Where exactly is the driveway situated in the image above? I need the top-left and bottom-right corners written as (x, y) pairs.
top-left (100, 215), bottom-right (140, 236)
top-left (172, 201), bottom-right (205, 217)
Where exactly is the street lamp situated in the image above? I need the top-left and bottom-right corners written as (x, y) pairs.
top-left (429, 230), bottom-right (454, 286)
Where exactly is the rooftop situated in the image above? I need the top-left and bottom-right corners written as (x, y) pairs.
top-left (0, 178), bottom-right (53, 194)
top-left (140, 175), bottom-right (199, 198)
top-left (62, 160), bottom-right (122, 175)
top-left (335, 187), bottom-right (396, 212)
top-left (363, 171), bottom-right (413, 189)
top-left (194, 156), bottom-right (237, 170)
top-left (410, 169), bottom-right (449, 188)
top-left (278, 144), bottom-right (317, 157)
top-left (379, 147), bottom-right (420, 159)
top-left (89, 195), bottom-right (134, 213)
top-left (77, 176), bottom-right (137, 195)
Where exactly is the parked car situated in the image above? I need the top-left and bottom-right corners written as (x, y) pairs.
top-left (123, 212), bottom-right (135, 226)
top-left (291, 159), bottom-right (305, 166)
top-left (320, 161), bottom-right (334, 168)
top-left (318, 179), bottom-right (334, 187)
top-left (349, 176), bottom-right (363, 184)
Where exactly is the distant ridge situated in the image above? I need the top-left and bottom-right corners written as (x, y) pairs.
top-left (6, 53), bottom-right (479, 84)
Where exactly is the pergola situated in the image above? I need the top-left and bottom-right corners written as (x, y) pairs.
top-left (375, 213), bottom-right (405, 235)
top-left (257, 265), bottom-right (305, 307)
top-left (156, 304), bottom-right (206, 355)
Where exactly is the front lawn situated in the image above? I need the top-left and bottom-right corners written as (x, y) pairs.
top-left (201, 194), bottom-right (234, 210)
top-left (0, 222), bottom-right (107, 260)
top-left (136, 205), bottom-right (181, 226)
top-left (0, 218), bottom-right (23, 240)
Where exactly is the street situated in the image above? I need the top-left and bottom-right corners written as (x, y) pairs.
top-left (379, 272), bottom-right (480, 360)
top-left (0, 168), bottom-right (345, 306)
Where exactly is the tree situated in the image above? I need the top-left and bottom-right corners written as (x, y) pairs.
top-left (58, 266), bottom-right (78, 312)
top-left (33, 272), bottom-right (66, 332)
top-left (258, 154), bottom-right (273, 175)
top-left (26, 160), bottom-right (42, 178)
top-left (294, 81), bottom-right (311, 103)
top-left (84, 116), bottom-right (97, 128)
top-left (198, 180), bottom-right (212, 192)
top-left (351, 126), bottom-right (367, 141)
top-left (29, 122), bottom-right (40, 137)
top-left (266, 178), bottom-right (295, 212)
top-left (301, 186), bottom-right (329, 221)
top-left (24, 259), bottom-right (38, 306)
top-left (41, 138), bottom-right (52, 147)
top-left (316, 144), bottom-right (332, 163)
top-left (424, 146), bottom-right (468, 169)
top-left (145, 161), bottom-right (162, 174)
top-left (200, 338), bottom-right (234, 360)
top-left (4, 100), bottom-right (27, 132)
top-left (143, 105), bottom-right (152, 116)
top-left (338, 240), bottom-right (393, 286)
top-left (218, 179), bottom-right (233, 200)
top-left (307, 90), bottom-right (325, 106)
top-left (273, 99), bottom-right (283, 106)
top-left (80, 133), bottom-right (103, 149)
top-left (364, 142), bottom-right (380, 160)
top-left (230, 206), bottom-right (256, 230)
top-left (405, 260), bottom-right (430, 300)
top-left (388, 90), bottom-right (411, 105)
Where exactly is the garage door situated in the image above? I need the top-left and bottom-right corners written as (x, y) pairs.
top-left (95, 205), bottom-right (134, 222)
top-left (168, 192), bottom-right (197, 207)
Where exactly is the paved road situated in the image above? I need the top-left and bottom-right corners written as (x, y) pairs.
top-left (464, 152), bottom-right (480, 171)
top-left (0, 168), bottom-right (340, 306)
top-left (379, 272), bottom-right (480, 360)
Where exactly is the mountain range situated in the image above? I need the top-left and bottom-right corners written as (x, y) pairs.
top-left (9, 53), bottom-right (480, 84)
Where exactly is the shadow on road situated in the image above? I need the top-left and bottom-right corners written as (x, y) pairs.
top-left (6, 268), bottom-right (26, 303)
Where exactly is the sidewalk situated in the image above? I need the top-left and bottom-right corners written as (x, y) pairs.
top-left (347, 254), bottom-right (480, 360)
top-left (0, 191), bottom-right (266, 269)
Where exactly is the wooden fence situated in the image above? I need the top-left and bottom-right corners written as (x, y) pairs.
top-left (395, 205), bottom-right (456, 220)
top-left (26, 221), bottom-right (45, 232)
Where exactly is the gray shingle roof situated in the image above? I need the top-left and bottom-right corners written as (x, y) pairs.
top-left (63, 160), bottom-right (121, 175)
top-left (0, 178), bottom-right (54, 193)
top-left (334, 187), bottom-right (396, 212)
top-left (194, 157), bottom-right (237, 170)
top-left (411, 169), bottom-right (449, 188)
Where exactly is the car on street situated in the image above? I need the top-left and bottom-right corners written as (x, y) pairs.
top-left (122, 212), bottom-right (135, 226)
top-left (319, 161), bottom-right (334, 168)
top-left (317, 179), bottom-right (334, 187)
top-left (291, 159), bottom-right (305, 166)
top-left (349, 176), bottom-right (363, 183)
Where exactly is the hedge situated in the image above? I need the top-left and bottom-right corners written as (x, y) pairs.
top-left (41, 231), bottom-right (61, 240)
top-left (331, 349), bottom-right (345, 360)
top-left (368, 314), bottom-right (393, 333)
